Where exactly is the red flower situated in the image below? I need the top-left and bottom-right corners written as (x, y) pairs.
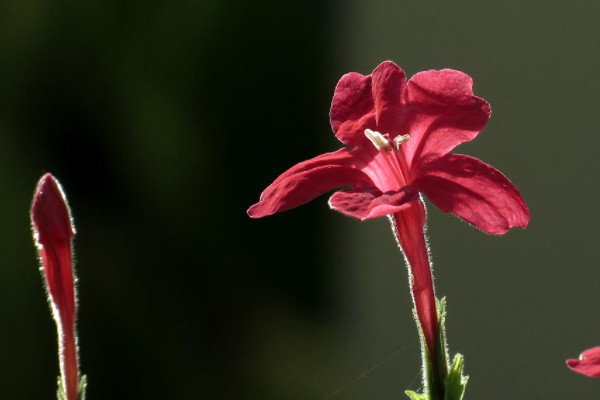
top-left (248, 61), bottom-right (528, 232)
top-left (31, 173), bottom-right (80, 400)
top-left (248, 61), bottom-right (529, 390)
top-left (567, 347), bottom-right (600, 378)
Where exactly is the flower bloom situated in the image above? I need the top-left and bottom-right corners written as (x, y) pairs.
top-left (248, 61), bottom-right (529, 376)
top-left (31, 173), bottom-right (80, 400)
top-left (567, 346), bottom-right (600, 378)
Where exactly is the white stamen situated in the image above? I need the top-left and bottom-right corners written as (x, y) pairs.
top-left (364, 129), bottom-right (391, 151)
top-left (393, 134), bottom-right (411, 150)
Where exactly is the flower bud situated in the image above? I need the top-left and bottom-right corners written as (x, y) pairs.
top-left (31, 173), bottom-right (80, 400)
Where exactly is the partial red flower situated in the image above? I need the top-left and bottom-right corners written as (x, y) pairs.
top-left (31, 173), bottom-right (80, 400)
top-left (248, 61), bottom-right (530, 393)
top-left (567, 346), bottom-right (600, 378)
top-left (248, 61), bottom-right (529, 233)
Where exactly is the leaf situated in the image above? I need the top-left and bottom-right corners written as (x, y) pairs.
top-left (407, 298), bottom-right (469, 400)
top-left (56, 375), bottom-right (87, 400)
top-left (56, 377), bottom-right (66, 400)
top-left (78, 375), bottom-right (88, 400)
top-left (444, 354), bottom-right (468, 400)
top-left (406, 390), bottom-right (428, 400)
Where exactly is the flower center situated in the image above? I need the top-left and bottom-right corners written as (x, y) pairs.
top-left (363, 129), bottom-right (412, 188)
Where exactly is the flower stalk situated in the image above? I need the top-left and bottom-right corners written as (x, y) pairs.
top-left (31, 173), bottom-right (84, 400)
top-left (391, 204), bottom-right (445, 399)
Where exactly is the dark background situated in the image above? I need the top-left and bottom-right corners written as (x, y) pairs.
top-left (1, 0), bottom-right (599, 398)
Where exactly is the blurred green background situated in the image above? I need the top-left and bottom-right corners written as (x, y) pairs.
top-left (0, 0), bottom-right (599, 398)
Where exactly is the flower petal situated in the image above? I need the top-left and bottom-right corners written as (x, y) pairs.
top-left (330, 61), bottom-right (407, 146)
top-left (248, 149), bottom-right (373, 218)
top-left (329, 71), bottom-right (374, 145)
top-left (414, 154), bottom-right (530, 234)
top-left (370, 61), bottom-right (407, 134)
top-left (404, 69), bottom-right (491, 167)
top-left (328, 186), bottom-right (419, 220)
top-left (567, 346), bottom-right (600, 378)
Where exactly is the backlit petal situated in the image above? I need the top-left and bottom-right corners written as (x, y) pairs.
top-left (414, 154), bottom-right (530, 234)
top-left (370, 61), bottom-right (407, 134)
top-left (567, 346), bottom-right (600, 378)
top-left (330, 61), bottom-right (407, 146)
top-left (248, 149), bottom-right (373, 218)
top-left (328, 186), bottom-right (418, 220)
top-left (404, 69), bottom-right (490, 167)
top-left (330, 71), bottom-right (375, 145)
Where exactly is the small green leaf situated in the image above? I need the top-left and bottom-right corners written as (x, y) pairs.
top-left (78, 375), bottom-right (88, 400)
top-left (407, 298), bottom-right (469, 400)
top-left (56, 377), bottom-right (66, 400)
top-left (434, 298), bottom-right (450, 395)
top-left (411, 307), bottom-right (434, 398)
top-left (56, 375), bottom-right (87, 400)
top-left (406, 390), bottom-right (428, 400)
top-left (444, 354), bottom-right (468, 400)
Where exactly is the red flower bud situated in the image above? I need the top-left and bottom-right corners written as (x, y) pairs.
top-left (31, 173), bottom-right (80, 400)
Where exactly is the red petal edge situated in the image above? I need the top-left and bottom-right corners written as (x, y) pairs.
top-left (567, 346), bottom-right (600, 378)
top-left (414, 154), bottom-right (530, 234)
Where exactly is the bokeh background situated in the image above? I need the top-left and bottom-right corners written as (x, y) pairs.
top-left (0, 0), bottom-right (599, 398)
